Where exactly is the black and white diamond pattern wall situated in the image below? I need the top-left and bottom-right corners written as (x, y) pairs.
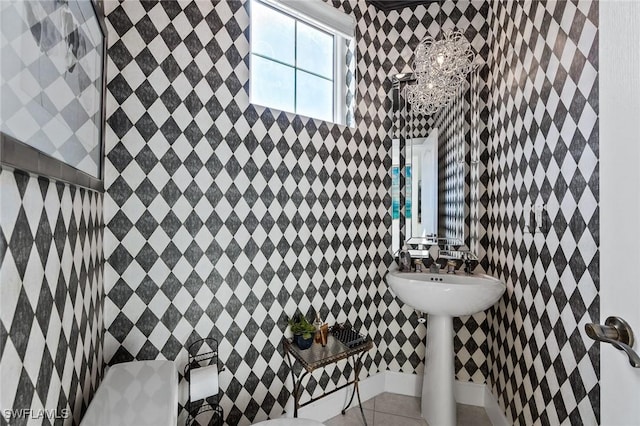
top-left (103, 1), bottom-right (389, 423)
top-left (0, 0), bottom-right (603, 424)
top-left (0, 169), bottom-right (104, 425)
top-left (487, 1), bottom-right (599, 424)
top-left (102, 0), bottom-right (492, 423)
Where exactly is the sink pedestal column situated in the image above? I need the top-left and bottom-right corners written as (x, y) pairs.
top-left (422, 314), bottom-right (456, 426)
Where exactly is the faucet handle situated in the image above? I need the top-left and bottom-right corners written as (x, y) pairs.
top-left (398, 249), bottom-right (411, 271)
top-left (414, 258), bottom-right (423, 273)
top-left (461, 250), bottom-right (477, 274)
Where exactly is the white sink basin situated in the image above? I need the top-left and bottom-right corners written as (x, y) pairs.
top-left (386, 269), bottom-right (506, 316)
top-left (386, 268), bottom-right (505, 426)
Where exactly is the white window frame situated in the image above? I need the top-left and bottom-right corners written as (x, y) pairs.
top-left (249, 0), bottom-right (355, 126)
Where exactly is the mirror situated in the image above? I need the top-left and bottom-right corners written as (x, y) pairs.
top-left (391, 70), bottom-right (480, 257)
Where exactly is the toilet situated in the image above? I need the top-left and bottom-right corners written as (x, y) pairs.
top-left (253, 419), bottom-right (325, 426)
top-left (81, 360), bottom-right (324, 426)
top-left (80, 360), bottom-right (178, 426)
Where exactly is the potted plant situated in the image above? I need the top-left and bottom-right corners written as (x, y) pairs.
top-left (288, 313), bottom-right (316, 350)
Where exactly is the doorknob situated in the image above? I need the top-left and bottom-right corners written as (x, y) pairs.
top-left (585, 316), bottom-right (640, 368)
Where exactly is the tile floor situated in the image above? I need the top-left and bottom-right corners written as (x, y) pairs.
top-left (324, 393), bottom-right (492, 426)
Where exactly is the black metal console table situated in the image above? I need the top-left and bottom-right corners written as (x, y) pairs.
top-left (283, 335), bottom-right (373, 425)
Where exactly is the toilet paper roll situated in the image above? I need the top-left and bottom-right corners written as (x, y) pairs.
top-left (189, 364), bottom-right (218, 401)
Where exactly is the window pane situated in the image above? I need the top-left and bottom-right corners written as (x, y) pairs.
top-left (251, 55), bottom-right (295, 113)
top-left (297, 22), bottom-right (334, 79)
top-left (296, 70), bottom-right (333, 122)
top-left (251, 0), bottom-right (295, 65)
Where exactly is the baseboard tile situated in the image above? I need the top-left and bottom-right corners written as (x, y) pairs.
top-left (384, 370), bottom-right (422, 396)
top-left (279, 371), bottom-right (510, 425)
top-left (454, 380), bottom-right (486, 406)
top-left (484, 385), bottom-right (511, 426)
top-left (290, 372), bottom-right (384, 422)
top-left (358, 371), bottom-right (386, 405)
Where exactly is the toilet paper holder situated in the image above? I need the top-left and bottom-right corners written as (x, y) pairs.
top-left (185, 338), bottom-right (225, 426)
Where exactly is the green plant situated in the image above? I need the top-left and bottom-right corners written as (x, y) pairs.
top-left (288, 313), bottom-right (316, 339)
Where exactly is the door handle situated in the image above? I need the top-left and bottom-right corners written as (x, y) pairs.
top-left (585, 316), bottom-right (640, 368)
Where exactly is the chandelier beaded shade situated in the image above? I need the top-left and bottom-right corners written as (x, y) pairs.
top-left (407, 30), bottom-right (476, 115)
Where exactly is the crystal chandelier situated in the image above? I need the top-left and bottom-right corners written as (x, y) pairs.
top-left (407, 27), bottom-right (476, 115)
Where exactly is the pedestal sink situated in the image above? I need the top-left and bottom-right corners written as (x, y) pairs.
top-left (386, 269), bottom-right (506, 426)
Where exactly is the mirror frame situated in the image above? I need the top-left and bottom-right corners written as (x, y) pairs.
top-left (0, 0), bottom-right (107, 191)
top-left (391, 71), bottom-right (480, 258)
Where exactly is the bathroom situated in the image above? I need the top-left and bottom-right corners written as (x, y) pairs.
top-left (1, 0), bottom-right (638, 425)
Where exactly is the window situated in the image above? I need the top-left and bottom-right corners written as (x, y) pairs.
top-left (250, 0), bottom-right (355, 126)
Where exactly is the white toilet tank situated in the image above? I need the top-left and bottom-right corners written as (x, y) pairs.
top-left (80, 360), bottom-right (178, 426)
